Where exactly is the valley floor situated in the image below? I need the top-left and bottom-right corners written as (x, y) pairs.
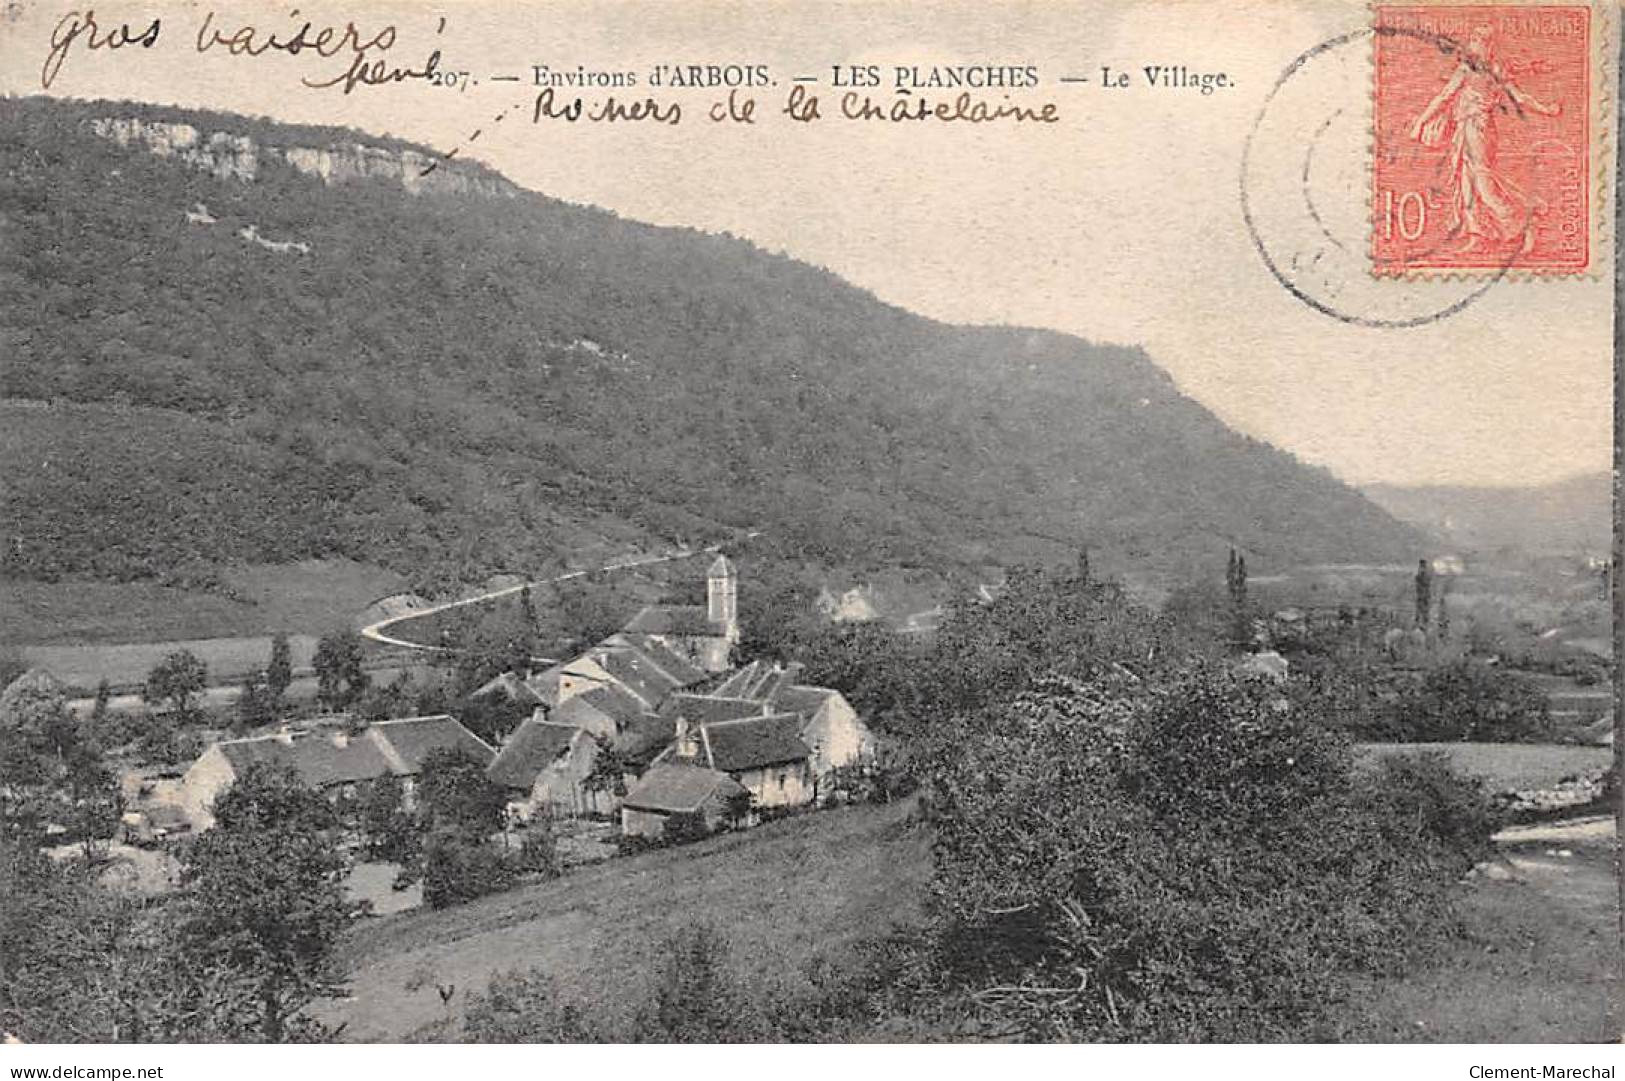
top-left (325, 798), bottom-right (1617, 1044)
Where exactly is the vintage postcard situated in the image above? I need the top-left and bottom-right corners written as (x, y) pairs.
top-left (0, 0), bottom-right (1618, 1060)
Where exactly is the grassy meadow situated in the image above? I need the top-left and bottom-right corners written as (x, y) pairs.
top-left (1, 559), bottom-right (408, 647)
top-left (328, 799), bottom-right (930, 1041)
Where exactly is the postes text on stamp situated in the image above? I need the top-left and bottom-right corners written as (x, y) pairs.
top-left (1373, 5), bottom-right (1591, 275)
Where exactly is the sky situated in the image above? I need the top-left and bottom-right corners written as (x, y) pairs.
top-left (1, 0), bottom-right (1614, 487)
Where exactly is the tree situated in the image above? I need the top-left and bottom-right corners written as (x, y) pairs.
top-left (1225, 548), bottom-right (1251, 649)
top-left (1, 670), bottom-right (98, 846)
top-left (921, 666), bottom-right (1496, 1040)
top-left (89, 678), bottom-right (112, 729)
top-left (142, 650), bottom-right (207, 721)
top-left (62, 745), bottom-right (122, 862)
top-left (266, 633), bottom-right (294, 704)
top-left (312, 631), bottom-right (368, 712)
top-left (414, 748), bottom-right (509, 838)
top-left (0, 840), bottom-right (180, 1041)
top-left (419, 826), bottom-right (513, 909)
top-left (722, 789), bottom-right (754, 829)
top-left (518, 583), bottom-right (538, 634)
top-left (1414, 559), bottom-right (1433, 631)
top-left (356, 775), bottom-right (413, 863)
top-left (580, 734), bottom-right (627, 812)
top-left (235, 672), bottom-right (275, 732)
top-left (174, 762), bottom-right (350, 1041)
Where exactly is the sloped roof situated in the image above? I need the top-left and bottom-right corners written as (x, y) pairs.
top-left (622, 635), bottom-right (709, 686)
top-left (711, 661), bottom-right (764, 698)
top-left (751, 668), bottom-right (790, 702)
top-left (471, 671), bottom-right (545, 708)
top-left (702, 713), bottom-right (810, 772)
top-left (623, 762), bottom-right (744, 814)
top-left (374, 715), bottom-right (496, 772)
top-left (487, 720), bottom-right (582, 789)
top-left (624, 604), bottom-right (727, 637)
top-left (575, 683), bottom-right (648, 732)
top-left (551, 694), bottom-right (615, 733)
top-left (658, 693), bottom-right (765, 727)
top-left (595, 647), bottom-right (681, 707)
top-left (708, 554), bottom-right (735, 578)
top-left (615, 711), bottom-right (678, 768)
top-left (218, 729), bottom-right (394, 788)
top-left (773, 685), bottom-right (835, 719)
top-left (210, 715), bottom-right (492, 790)
top-left (522, 663), bottom-right (571, 707)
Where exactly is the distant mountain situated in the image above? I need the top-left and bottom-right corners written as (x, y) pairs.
top-left (1363, 473), bottom-right (1610, 556)
top-left (0, 97), bottom-right (1424, 596)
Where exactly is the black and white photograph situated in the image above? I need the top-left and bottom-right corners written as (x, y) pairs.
top-left (0, 0), bottom-right (1620, 1063)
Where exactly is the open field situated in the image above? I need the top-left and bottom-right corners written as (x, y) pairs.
top-left (1340, 827), bottom-right (1619, 1042)
top-left (2, 560), bottom-right (409, 648)
top-left (1356, 743), bottom-right (1612, 793)
top-left (326, 789), bottom-right (1615, 1043)
top-left (328, 799), bottom-right (930, 1041)
top-left (23, 634), bottom-right (321, 694)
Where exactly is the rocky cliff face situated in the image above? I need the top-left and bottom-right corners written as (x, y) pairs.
top-left (90, 116), bottom-right (514, 198)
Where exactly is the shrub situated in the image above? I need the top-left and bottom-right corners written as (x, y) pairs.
top-left (922, 667), bottom-right (1499, 1041)
top-left (1390, 659), bottom-right (1551, 742)
top-left (461, 968), bottom-right (594, 1042)
top-left (663, 810), bottom-right (711, 846)
top-left (420, 829), bottom-right (514, 910)
top-left (633, 924), bottom-right (761, 1042)
top-left (514, 818), bottom-right (560, 877)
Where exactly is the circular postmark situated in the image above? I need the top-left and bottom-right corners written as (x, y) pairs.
top-left (1241, 25), bottom-right (1526, 328)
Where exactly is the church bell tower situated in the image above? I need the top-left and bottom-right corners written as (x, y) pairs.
top-left (707, 554), bottom-right (739, 643)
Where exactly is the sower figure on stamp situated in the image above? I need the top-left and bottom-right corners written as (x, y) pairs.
top-left (1407, 24), bottom-right (1561, 255)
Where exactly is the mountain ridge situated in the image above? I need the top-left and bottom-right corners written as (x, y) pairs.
top-left (1362, 473), bottom-right (1610, 557)
top-left (0, 95), bottom-right (1424, 597)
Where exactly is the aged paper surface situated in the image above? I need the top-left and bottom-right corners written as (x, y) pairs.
top-left (0, 0), bottom-right (1618, 1053)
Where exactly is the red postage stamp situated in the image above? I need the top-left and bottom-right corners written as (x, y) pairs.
top-left (1373, 4), bottom-right (1593, 275)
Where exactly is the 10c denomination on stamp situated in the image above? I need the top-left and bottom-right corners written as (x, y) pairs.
top-left (1373, 4), bottom-right (1592, 275)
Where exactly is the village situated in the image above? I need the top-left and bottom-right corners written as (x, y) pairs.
top-left (6, 555), bottom-right (880, 912)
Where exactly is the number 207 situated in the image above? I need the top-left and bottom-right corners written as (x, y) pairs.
top-left (1381, 190), bottom-right (1427, 241)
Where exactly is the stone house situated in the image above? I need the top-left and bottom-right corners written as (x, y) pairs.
top-left (487, 720), bottom-right (615, 819)
top-left (620, 762), bottom-right (747, 840)
top-left (666, 712), bottom-right (816, 810)
top-left (180, 715), bottom-right (494, 829)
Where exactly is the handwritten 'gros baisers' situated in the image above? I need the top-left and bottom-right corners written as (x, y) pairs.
top-left (41, 8), bottom-right (438, 93)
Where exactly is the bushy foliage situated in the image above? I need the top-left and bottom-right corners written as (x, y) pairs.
top-left (420, 827), bottom-right (514, 910)
top-left (513, 817), bottom-right (560, 877)
top-left (175, 763), bottom-right (350, 1041)
top-left (633, 924), bottom-right (762, 1042)
top-left (414, 749), bottom-right (509, 838)
top-left (1390, 659), bottom-right (1551, 742)
top-left (142, 650), bottom-right (207, 720)
top-left (356, 775), bottom-right (414, 863)
top-left (0, 671), bottom-right (121, 853)
top-left (460, 968), bottom-right (594, 1042)
top-left (920, 668), bottom-right (1497, 1041)
top-left (312, 631), bottom-right (368, 712)
top-left (0, 841), bottom-right (189, 1041)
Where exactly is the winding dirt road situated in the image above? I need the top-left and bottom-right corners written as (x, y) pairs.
top-left (358, 537), bottom-right (760, 659)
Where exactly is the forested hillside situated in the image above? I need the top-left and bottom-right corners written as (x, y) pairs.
top-left (0, 97), bottom-right (1422, 596)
